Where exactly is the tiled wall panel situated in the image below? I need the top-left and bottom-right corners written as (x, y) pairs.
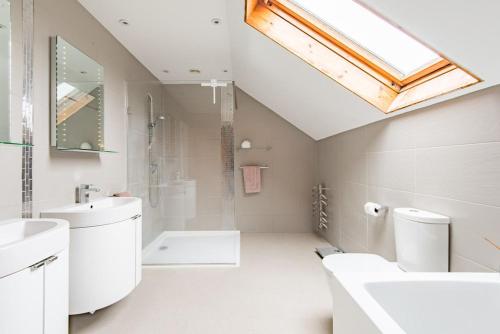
top-left (318, 86), bottom-right (500, 272)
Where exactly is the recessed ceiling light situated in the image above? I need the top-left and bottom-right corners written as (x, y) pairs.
top-left (189, 69), bottom-right (201, 74)
top-left (211, 18), bottom-right (222, 25)
top-left (118, 19), bottom-right (130, 26)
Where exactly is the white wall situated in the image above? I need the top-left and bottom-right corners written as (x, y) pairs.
top-left (318, 85), bottom-right (500, 272)
top-left (0, 0), bottom-right (158, 220)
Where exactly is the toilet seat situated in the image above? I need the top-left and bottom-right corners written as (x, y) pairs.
top-left (322, 253), bottom-right (401, 274)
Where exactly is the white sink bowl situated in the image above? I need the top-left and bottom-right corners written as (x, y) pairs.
top-left (41, 197), bottom-right (142, 228)
top-left (0, 219), bottom-right (69, 278)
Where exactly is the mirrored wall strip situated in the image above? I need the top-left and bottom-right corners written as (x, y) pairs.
top-left (21, 0), bottom-right (34, 218)
top-left (221, 83), bottom-right (236, 230)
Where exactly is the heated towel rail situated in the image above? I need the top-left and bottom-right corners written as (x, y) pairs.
top-left (313, 183), bottom-right (329, 230)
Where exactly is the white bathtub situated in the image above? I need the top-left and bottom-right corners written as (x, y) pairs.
top-left (331, 272), bottom-right (500, 334)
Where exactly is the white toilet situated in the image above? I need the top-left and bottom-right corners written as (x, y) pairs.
top-left (323, 207), bottom-right (450, 274)
top-left (393, 207), bottom-right (450, 272)
top-left (322, 208), bottom-right (450, 308)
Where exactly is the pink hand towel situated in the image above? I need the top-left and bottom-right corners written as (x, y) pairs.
top-left (242, 166), bottom-right (261, 194)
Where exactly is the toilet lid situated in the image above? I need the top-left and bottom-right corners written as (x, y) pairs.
top-left (322, 253), bottom-right (400, 273)
top-left (394, 208), bottom-right (450, 224)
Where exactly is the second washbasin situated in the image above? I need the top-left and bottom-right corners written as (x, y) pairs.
top-left (0, 219), bottom-right (69, 278)
top-left (41, 197), bottom-right (141, 228)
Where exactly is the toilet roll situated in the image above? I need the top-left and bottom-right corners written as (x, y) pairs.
top-left (364, 202), bottom-right (386, 217)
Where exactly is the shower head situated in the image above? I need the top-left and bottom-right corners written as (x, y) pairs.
top-left (149, 115), bottom-right (165, 128)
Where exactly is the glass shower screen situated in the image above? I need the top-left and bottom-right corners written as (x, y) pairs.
top-left (127, 82), bottom-right (238, 265)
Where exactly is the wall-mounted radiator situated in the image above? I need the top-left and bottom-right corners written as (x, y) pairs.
top-left (313, 183), bottom-right (329, 230)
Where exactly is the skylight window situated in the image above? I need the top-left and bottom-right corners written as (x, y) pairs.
top-left (245, 0), bottom-right (480, 113)
top-left (57, 82), bottom-right (77, 101)
top-left (289, 0), bottom-right (442, 78)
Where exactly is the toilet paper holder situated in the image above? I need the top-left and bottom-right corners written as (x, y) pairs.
top-left (364, 202), bottom-right (387, 217)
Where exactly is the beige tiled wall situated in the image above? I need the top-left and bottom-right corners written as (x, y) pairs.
top-left (235, 88), bottom-right (317, 232)
top-left (0, 0), bottom-right (157, 220)
top-left (318, 85), bottom-right (500, 272)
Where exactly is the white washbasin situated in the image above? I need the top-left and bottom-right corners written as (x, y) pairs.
top-left (0, 219), bottom-right (69, 278)
top-left (41, 197), bottom-right (141, 228)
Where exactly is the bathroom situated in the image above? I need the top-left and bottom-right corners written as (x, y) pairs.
top-left (0, 0), bottom-right (498, 333)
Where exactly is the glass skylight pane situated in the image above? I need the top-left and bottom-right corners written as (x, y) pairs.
top-left (57, 82), bottom-right (77, 101)
top-left (290, 0), bottom-right (442, 77)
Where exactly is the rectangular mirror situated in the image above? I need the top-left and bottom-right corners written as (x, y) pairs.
top-left (51, 36), bottom-right (105, 152)
top-left (0, 0), bottom-right (11, 142)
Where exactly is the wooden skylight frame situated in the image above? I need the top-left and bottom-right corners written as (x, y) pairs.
top-left (245, 0), bottom-right (481, 113)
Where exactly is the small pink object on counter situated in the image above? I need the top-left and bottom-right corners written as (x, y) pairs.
top-left (242, 166), bottom-right (261, 194)
top-left (113, 191), bottom-right (132, 197)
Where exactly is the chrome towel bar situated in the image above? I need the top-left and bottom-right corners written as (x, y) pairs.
top-left (239, 165), bottom-right (269, 169)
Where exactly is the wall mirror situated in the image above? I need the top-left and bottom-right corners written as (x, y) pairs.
top-left (51, 36), bottom-right (105, 152)
top-left (0, 0), bottom-right (11, 142)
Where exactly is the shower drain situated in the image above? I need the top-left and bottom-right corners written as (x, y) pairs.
top-left (159, 245), bottom-right (169, 251)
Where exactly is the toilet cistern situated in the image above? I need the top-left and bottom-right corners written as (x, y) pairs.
top-left (76, 184), bottom-right (101, 203)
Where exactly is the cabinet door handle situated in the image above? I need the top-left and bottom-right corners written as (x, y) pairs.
top-left (30, 260), bottom-right (45, 271)
top-left (45, 255), bottom-right (58, 265)
top-left (131, 214), bottom-right (142, 220)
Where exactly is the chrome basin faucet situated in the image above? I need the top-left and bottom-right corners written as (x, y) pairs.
top-left (76, 184), bottom-right (101, 203)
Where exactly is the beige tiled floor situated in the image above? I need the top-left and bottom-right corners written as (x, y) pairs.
top-left (70, 233), bottom-right (333, 334)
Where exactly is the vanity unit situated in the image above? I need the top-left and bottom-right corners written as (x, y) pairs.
top-left (41, 196), bottom-right (142, 315)
top-left (0, 219), bottom-right (70, 334)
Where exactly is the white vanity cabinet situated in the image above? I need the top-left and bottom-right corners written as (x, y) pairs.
top-left (0, 249), bottom-right (69, 334)
top-left (68, 215), bottom-right (142, 315)
top-left (44, 249), bottom-right (70, 334)
top-left (0, 265), bottom-right (44, 333)
top-left (41, 197), bottom-right (143, 315)
top-left (0, 218), bottom-right (69, 334)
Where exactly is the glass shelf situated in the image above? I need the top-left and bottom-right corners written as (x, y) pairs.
top-left (236, 146), bottom-right (272, 151)
top-left (56, 147), bottom-right (118, 153)
top-left (0, 141), bottom-right (33, 147)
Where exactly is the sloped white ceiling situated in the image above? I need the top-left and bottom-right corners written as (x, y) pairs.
top-left (79, 0), bottom-right (500, 140)
top-left (78, 0), bottom-right (232, 82)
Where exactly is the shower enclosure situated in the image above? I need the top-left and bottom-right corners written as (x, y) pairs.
top-left (126, 82), bottom-right (238, 265)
